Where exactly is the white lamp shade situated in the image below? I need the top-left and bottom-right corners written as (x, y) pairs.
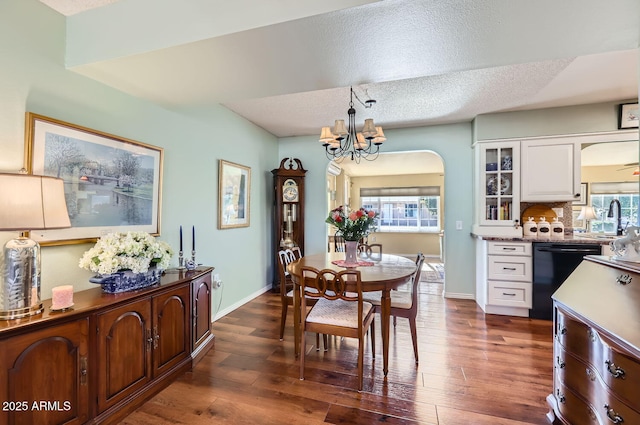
top-left (355, 133), bottom-right (367, 150)
top-left (319, 126), bottom-right (335, 144)
top-left (0, 174), bottom-right (71, 230)
top-left (361, 119), bottom-right (377, 138)
top-left (333, 120), bottom-right (347, 136)
top-left (373, 126), bottom-right (386, 144)
top-left (577, 206), bottom-right (598, 221)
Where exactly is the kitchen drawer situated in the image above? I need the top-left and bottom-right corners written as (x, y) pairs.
top-left (488, 255), bottom-right (531, 281)
top-left (487, 280), bottom-right (531, 308)
top-left (487, 241), bottom-right (531, 256)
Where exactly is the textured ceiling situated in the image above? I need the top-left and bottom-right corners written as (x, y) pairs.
top-left (40, 0), bottom-right (639, 175)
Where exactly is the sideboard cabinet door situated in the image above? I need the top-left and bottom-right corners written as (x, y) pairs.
top-left (153, 284), bottom-right (191, 377)
top-left (0, 319), bottom-right (90, 425)
top-left (97, 298), bottom-right (152, 413)
top-left (192, 273), bottom-right (212, 352)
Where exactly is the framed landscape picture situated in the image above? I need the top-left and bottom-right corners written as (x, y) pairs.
top-left (218, 160), bottom-right (251, 229)
top-left (25, 113), bottom-right (163, 246)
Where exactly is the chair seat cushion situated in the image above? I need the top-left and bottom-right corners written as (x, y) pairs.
top-left (306, 298), bottom-right (373, 328)
top-left (362, 290), bottom-right (412, 309)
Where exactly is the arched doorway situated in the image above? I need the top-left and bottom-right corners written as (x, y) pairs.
top-left (325, 150), bottom-right (446, 285)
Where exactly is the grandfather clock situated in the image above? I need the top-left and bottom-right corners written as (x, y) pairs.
top-left (272, 158), bottom-right (306, 290)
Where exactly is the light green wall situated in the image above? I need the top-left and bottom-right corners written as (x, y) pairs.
top-left (279, 123), bottom-right (475, 298)
top-left (474, 100), bottom-right (637, 141)
top-left (0, 0), bottom-right (279, 316)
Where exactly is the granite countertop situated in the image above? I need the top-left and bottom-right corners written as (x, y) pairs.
top-left (471, 234), bottom-right (617, 245)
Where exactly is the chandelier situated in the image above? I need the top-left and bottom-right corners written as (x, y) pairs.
top-left (319, 86), bottom-right (386, 162)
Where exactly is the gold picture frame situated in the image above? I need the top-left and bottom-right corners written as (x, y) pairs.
top-left (218, 160), bottom-right (251, 229)
top-left (25, 113), bottom-right (163, 246)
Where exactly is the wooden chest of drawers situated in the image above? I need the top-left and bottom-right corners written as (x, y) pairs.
top-left (547, 256), bottom-right (640, 424)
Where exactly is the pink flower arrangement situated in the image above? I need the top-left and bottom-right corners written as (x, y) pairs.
top-left (326, 206), bottom-right (378, 241)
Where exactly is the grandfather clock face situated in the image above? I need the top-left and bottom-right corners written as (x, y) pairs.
top-left (282, 179), bottom-right (299, 202)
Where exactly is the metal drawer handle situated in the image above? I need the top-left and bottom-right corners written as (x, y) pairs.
top-left (605, 360), bottom-right (626, 379)
top-left (502, 247), bottom-right (517, 251)
top-left (616, 274), bottom-right (632, 286)
top-left (556, 389), bottom-right (565, 403)
top-left (556, 356), bottom-right (565, 369)
top-left (502, 292), bottom-right (516, 296)
top-left (587, 329), bottom-right (597, 343)
top-left (502, 267), bottom-right (517, 271)
top-left (558, 326), bottom-right (567, 336)
top-left (604, 405), bottom-right (623, 424)
top-left (586, 368), bottom-right (596, 381)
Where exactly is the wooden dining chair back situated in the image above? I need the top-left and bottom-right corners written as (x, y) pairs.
top-left (358, 243), bottom-right (382, 260)
top-left (364, 252), bottom-right (425, 364)
top-left (299, 267), bottom-right (375, 391)
top-left (333, 232), bottom-right (346, 253)
top-left (277, 249), bottom-right (298, 340)
top-left (291, 246), bottom-right (303, 260)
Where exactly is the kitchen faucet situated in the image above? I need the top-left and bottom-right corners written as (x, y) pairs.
top-left (607, 199), bottom-right (624, 236)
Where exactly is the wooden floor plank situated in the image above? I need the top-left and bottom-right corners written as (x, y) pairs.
top-left (121, 280), bottom-right (553, 424)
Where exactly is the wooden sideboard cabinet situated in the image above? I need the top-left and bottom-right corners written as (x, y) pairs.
top-left (547, 256), bottom-right (640, 424)
top-left (0, 319), bottom-right (90, 425)
top-left (0, 266), bottom-right (213, 425)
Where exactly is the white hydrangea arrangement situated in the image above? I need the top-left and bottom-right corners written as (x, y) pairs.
top-left (79, 231), bottom-right (173, 275)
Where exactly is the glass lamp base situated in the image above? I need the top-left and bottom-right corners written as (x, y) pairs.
top-left (1, 236), bottom-right (42, 320)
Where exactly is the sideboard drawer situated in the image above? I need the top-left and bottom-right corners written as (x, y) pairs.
top-left (596, 339), bottom-right (640, 411)
top-left (556, 310), bottom-right (598, 364)
top-left (554, 382), bottom-right (599, 425)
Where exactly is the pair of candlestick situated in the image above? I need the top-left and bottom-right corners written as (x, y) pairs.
top-left (178, 225), bottom-right (196, 269)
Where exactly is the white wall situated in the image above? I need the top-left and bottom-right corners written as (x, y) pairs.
top-left (0, 0), bottom-right (279, 316)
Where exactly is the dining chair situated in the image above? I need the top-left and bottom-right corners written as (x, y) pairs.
top-left (277, 249), bottom-right (324, 351)
top-left (299, 267), bottom-right (375, 391)
top-left (364, 252), bottom-right (425, 364)
top-left (333, 232), bottom-right (346, 252)
top-left (357, 243), bottom-right (382, 260)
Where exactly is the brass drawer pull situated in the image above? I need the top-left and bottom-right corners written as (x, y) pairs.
top-left (587, 329), bottom-right (597, 343)
top-left (556, 389), bottom-right (565, 403)
top-left (80, 356), bottom-right (88, 385)
top-left (605, 360), bottom-right (626, 379)
top-left (556, 356), bottom-right (565, 369)
top-left (616, 274), bottom-right (632, 286)
top-left (604, 405), bottom-right (623, 424)
top-left (586, 367), bottom-right (596, 381)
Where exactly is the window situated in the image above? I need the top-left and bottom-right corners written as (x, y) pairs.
top-left (360, 186), bottom-right (441, 233)
top-left (589, 194), bottom-right (638, 233)
top-left (588, 182), bottom-right (638, 233)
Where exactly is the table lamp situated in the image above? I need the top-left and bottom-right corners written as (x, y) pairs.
top-left (0, 172), bottom-right (71, 319)
top-left (577, 205), bottom-right (597, 233)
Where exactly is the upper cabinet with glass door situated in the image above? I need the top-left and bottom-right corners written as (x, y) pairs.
top-left (473, 141), bottom-right (522, 236)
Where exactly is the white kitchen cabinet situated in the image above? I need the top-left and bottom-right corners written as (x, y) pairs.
top-left (475, 239), bottom-right (532, 317)
top-left (472, 141), bottom-right (522, 236)
top-left (520, 139), bottom-right (581, 202)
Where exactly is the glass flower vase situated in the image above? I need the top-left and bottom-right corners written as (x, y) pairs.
top-left (345, 241), bottom-right (359, 265)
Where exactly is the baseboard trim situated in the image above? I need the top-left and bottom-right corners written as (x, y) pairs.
top-left (443, 291), bottom-right (475, 300)
top-left (213, 285), bottom-right (271, 321)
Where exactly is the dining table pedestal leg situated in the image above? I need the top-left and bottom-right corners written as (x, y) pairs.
top-left (381, 289), bottom-right (391, 376)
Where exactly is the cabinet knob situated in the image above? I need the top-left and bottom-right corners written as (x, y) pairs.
top-left (574, 193), bottom-right (580, 197)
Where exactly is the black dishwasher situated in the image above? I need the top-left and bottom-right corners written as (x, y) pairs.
top-left (531, 243), bottom-right (601, 320)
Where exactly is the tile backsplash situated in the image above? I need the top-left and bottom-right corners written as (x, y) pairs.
top-left (520, 201), bottom-right (574, 233)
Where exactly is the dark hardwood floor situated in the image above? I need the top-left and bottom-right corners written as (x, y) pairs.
top-left (121, 276), bottom-right (554, 425)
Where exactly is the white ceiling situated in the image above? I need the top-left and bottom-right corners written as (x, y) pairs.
top-left (40, 0), bottom-right (640, 176)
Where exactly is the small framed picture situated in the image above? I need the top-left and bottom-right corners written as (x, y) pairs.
top-left (218, 160), bottom-right (251, 229)
top-left (573, 182), bottom-right (588, 206)
top-left (618, 103), bottom-right (639, 129)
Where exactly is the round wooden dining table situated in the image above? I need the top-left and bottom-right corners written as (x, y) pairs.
top-left (288, 252), bottom-right (417, 377)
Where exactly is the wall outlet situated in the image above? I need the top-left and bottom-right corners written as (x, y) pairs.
top-left (213, 274), bottom-right (222, 288)
top-left (456, 220), bottom-right (463, 230)
top-left (552, 208), bottom-right (563, 218)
